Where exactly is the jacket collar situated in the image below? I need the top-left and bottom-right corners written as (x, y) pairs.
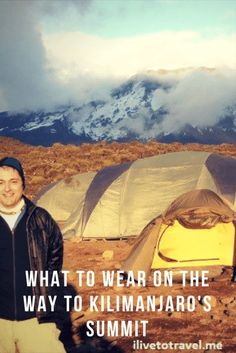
top-left (23, 195), bottom-right (36, 215)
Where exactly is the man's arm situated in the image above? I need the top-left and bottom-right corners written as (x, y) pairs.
top-left (47, 217), bottom-right (64, 272)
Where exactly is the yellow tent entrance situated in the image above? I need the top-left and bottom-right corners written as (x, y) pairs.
top-left (151, 221), bottom-right (235, 269)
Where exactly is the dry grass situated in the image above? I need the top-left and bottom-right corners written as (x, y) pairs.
top-left (0, 137), bottom-right (235, 199)
top-left (1, 136), bottom-right (236, 352)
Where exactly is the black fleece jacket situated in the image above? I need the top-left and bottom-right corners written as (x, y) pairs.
top-left (0, 197), bottom-right (64, 325)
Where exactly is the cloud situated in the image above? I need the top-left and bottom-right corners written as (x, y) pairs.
top-left (0, 0), bottom-right (235, 113)
top-left (0, 1), bottom-right (55, 111)
top-left (44, 31), bottom-right (236, 80)
top-left (151, 69), bottom-right (236, 132)
top-left (38, 0), bottom-right (92, 15)
top-left (0, 0), bottom-right (95, 112)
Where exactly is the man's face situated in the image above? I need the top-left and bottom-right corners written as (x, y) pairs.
top-left (0, 166), bottom-right (23, 208)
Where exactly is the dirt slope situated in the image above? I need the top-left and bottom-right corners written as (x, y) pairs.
top-left (64, 240), bottom-right (236, 353)
top-left (1, 137), bottom-right (236, 352)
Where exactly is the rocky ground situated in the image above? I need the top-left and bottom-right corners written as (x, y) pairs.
top-left (2, 137), bottom-right (236, 353)
top-left (63, 240), bottom-right (236, 353)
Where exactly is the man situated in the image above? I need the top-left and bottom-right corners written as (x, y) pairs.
top-left (0, 157), bottom-right (66, 353)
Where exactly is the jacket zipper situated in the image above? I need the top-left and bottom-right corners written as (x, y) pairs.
top-left (26, 206), bottom-right (36, 283)
top-left (25, 206), bottom-right (38, 316)
top-left (14, 206), bottom-right (36, 320)
top-left (12, 228), bottom-right (17, 319)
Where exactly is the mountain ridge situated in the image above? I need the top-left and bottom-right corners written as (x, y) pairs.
top-left (0, 69), bottom-right (235, 146)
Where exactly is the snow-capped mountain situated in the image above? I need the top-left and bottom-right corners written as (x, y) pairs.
top-left (0, 70), bottom-right (235, 146)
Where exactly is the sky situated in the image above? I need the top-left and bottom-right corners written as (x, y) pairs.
top-left (0, 0), bottom-right (235, 112)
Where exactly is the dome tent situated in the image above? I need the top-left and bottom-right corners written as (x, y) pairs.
top-left (122, 189), bottom-right (236, 279)
top-left (36, 151), bottom-right (236, 239)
